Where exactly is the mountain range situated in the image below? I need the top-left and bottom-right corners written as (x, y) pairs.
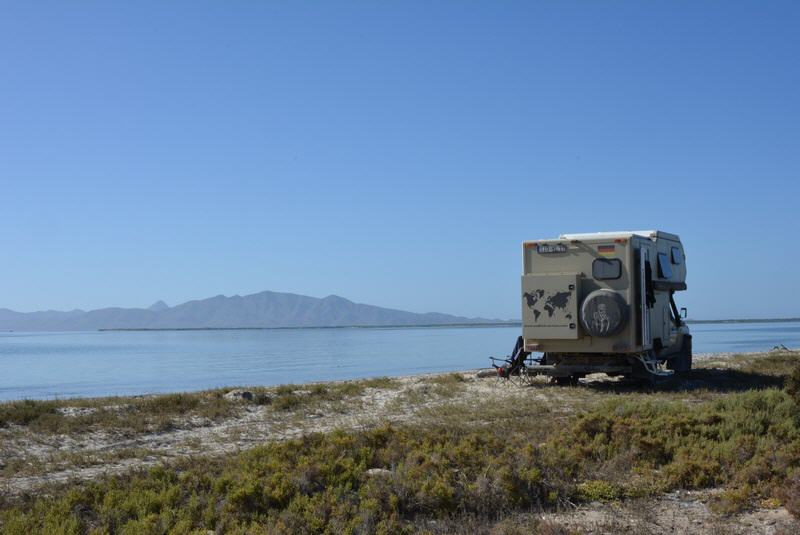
top-left (0, 291), bottom-right (508, 331)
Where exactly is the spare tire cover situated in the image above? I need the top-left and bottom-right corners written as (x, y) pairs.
top-left (580, 290), bottom-right (628, 337)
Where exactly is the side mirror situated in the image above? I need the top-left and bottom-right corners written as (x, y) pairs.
top-left (680, 307), bottom-right (687, 319)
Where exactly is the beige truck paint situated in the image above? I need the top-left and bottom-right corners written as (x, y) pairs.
top-left (521, 230), bottom-right (687, 358)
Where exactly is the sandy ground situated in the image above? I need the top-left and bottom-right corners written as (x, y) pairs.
top-left (1, 350), bottom-right (798, 534)
top-left (540, 490), bottom-right (796, 534)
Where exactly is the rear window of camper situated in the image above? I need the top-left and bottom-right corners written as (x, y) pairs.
top-left (658, 253), bottom-right (673, 278)
top-left (592, 258), bottom-right (621, 280)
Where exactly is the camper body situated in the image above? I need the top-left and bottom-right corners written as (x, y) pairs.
top-left (519, 230), bottom-right (690, 381)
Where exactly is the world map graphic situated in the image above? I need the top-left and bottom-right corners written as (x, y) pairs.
top-left (523, 289), bottom-right (572, 322)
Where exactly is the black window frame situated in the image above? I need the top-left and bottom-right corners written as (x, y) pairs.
top-left (592, 258), bottom-right (622, 280)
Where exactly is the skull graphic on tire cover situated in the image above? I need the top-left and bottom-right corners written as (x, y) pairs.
top-left (580, 290), bottom-right (628, 337)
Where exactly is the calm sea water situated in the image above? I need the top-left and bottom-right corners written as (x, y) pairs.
top-left (1, 322), bottom-right (799, 401)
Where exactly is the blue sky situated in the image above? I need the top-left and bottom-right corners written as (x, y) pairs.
top-left (1, 2), bottom-right (798, 320)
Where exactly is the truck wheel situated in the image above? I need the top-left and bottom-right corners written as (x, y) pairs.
top-left (683, 335), bottom-right (693, 372)
top-left (666, 335), bottom-right (692, 374)
top-left (552, 376), bottom-right (578, 386)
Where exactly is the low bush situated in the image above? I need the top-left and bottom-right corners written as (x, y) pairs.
top-left (0, 376), bottom-right (400, 435)
top-left (0, 399), bottom-right (59, 428)
top-left (0, 393), bottom-right (235, 435)
top-left (272, 393), bottom-right (303, 411)
top-left (575, 480), bottom-right (622, 502)
top-left (740, 352), bottom-right (800, 377)
top-left (785, 364), bottom-right (800, 405)
top-left (781, 474), bottom-right (800, 519)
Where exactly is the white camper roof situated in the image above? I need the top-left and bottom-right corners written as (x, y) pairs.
top-left (557, 230), bottom-right (681, 242)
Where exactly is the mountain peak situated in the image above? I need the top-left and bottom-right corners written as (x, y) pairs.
top-left (322, 294), bottom-right (351, 303)
top-left (148, 300), bottom-right (169, 312)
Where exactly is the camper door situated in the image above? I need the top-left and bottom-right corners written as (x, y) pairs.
top-left (639, 247), bottom-right (652, 349)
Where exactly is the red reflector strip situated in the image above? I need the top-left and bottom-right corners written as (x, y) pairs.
top-left (597, 245), bottom-right (615, 253)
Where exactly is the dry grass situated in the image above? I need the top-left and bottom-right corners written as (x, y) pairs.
top-left (0, 376), bottom-right (401, 436)
top-left (0, 391), bottom-right (233, 435)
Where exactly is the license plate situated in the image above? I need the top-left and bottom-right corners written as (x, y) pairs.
top-left (537, 243), bottom-right (567, 254)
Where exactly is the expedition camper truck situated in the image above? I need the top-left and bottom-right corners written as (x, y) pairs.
top-left (498, 230), bottom-right (691, 383)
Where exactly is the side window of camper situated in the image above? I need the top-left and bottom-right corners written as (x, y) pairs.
top-left (657, 253), bottom-right (673, 278)
top-left (592, 258), bottom-right (621, 280)
top-left (671, 246), bottom-right (683, 264)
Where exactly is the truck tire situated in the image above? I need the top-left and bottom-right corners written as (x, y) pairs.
top-left (552, 376), bottom-right (579, 386)
top-left (666, 334), bottom-right (692, 373)
top-left (580, 290), bottom-right (628, 337)
top-left (684, 335), bottom-right (693, 371)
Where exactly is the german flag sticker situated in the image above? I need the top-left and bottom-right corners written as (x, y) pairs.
top-left (598, 244), bottom-right (615, 256)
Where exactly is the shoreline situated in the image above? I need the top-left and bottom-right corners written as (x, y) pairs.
top-left (2, 315), bottom-right (799, 334)
top-left (0, 350), bottom-right (790, 404)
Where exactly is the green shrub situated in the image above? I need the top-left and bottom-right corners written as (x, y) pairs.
top-left (576, 480), bottom-right (622, 502)
top-left (0, 399), bottom-right (59, 428)
top-left (272, 393), bottom-right (303, 411)
top-left (742, 352), bottom-right (800, 377)
top-left (781, 474), bottom-right (800, 519)
top-left (785, 365), bottom-right (800, 405)
top-left (429, 373), bottom-right (466, 385)
top-left (711, 484), bottom-right (752, 515)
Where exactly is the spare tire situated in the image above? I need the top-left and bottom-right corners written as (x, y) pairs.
top-left (580, 290), bottom-right (628, 337)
